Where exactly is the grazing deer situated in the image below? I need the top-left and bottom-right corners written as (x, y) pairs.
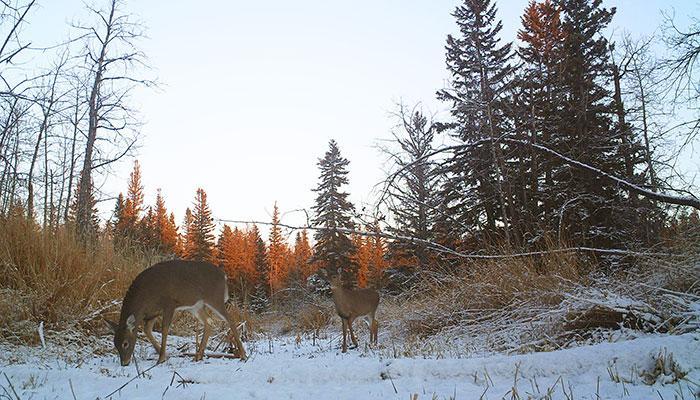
top-left (324, 270), bottom-right (380, 353)
top-left (106, 260), bottom-right (246, 366)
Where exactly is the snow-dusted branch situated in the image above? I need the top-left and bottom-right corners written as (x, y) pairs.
top-left (500, 138), bottom-right (700, 210)
top-left (382, 137), bottom-right (699, 210)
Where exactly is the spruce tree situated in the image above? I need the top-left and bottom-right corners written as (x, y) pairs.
top-left (311, 140), bottom-right (356, 285)
top-left (291, 230), bottom-right (312, 285)
top-left (554, 0), bottom-right (633, 249)
top-left (187, 188), bottom-right (216, 262)
top-left (437, 0), bottom-right (516, 246)
top-left (267, 202), bottom-right (287, 294)
top-left (513, 0), bottom-right (567, 245)
top-left (249, 225), bottom-right (270, 311)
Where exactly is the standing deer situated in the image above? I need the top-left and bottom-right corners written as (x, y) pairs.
top-left (106, 260), bottom-right (246, 366)
top-left (325, 270), bottom-right (380, 353)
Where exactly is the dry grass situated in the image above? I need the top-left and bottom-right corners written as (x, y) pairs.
top-left (377, 233), bottom-right (699, 356)
top-left (0, 213), bottom-right (156, 342)
top-left (2, 208), bottom-right (697, 361)
top-left (379, 249), bottom-right (583, 344)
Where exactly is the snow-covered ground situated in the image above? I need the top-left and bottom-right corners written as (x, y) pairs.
top-left (1, 332), bottom-right (698, 399)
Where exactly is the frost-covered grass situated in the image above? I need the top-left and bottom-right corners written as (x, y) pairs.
top-left (1, 330), bottom-right (698, 400)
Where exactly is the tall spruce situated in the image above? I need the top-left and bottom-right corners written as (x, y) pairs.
top-left (187, 188), bottom-right (216, 261)
top-left (249, 224), bottom-right (270, 311)
top-left (437, 0), bottom-right (516, 246)
top-left (513, 0), bottom-right (567, 245)
top-left (554, 0), bottom-right (637, 249)
top-left (311, 140), bottom-right (356, 285)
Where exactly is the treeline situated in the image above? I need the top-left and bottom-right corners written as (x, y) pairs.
top-left (108, 160), bottom-right (388, 305)
top-left (379, 0), bottom-right (700, 270)
top-left (2, 0), bottom-right (700, 300)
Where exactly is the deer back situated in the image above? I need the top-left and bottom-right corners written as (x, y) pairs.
top-left (120, 260), bottom-right (228, 324)
top-left (331, 287), bottom-right (380, 319)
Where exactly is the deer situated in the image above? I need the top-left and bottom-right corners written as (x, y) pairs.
top-left (105, 260), bottom-right (247, 366)
top-left (322, 269), bottom-right (380, 353)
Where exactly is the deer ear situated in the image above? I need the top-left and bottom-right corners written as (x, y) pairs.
top-left (105, 319), bottom-right (118, 333)
top-left (126, 315), bottom-right (136, 332)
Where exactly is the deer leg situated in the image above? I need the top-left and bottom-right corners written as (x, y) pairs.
top-left (371, 319), bottom-right (379, 345)
top-left (157, 307), bottom-right (174, 364)
top-left (370, 311), bottom-right (378, 345)
top-left (207, 302), bottom-right (247, 361)
top-left (143, 317), bottom-right (161, 354)
top-left (194, 308), bottom-right (211, 362)
top-left (347, 317), bottom-right (359, 348)
top-left (341, 318), bottom-right (348, 353)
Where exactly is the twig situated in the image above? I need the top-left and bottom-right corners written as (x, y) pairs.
top-left (103, 363), bottom-right (158, 399)
top-left (2, 373), bottom-right (20, 400)
top-left (179, 352), bottom-right (242, 360)
top-left (69, 379), bottom-right (77, 400)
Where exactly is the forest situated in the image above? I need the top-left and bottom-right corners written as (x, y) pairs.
top-left (0, 0), bottom-right (699, 399)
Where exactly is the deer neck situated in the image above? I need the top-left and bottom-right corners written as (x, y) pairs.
top-left (119, 286), bottom-right (144, 327)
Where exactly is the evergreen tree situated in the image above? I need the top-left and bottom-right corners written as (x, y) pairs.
top-left (217, 224), bottom-right (235, 276)
top-left (553, 0), bottom-right (637, 249)
top-left (352, 233), bottom-right (371, 288)
top-left (120, 160), bottom-right (144, 241)
top-left (292, 230), bottom-right (313, 282)
top-left (179, 207), bottom-right (195, 259)
top-left (267, 202), bottom-right (287, 294)
top-left (513, 0), bottom-right (568, 245)
top-left (366, 222), bottom-right (387, 287)
top-left (111, 193), bottom-right (126, 243)
top-left (187, 188), bottom-right (216, 262)
top-left (249, 224), bottom-right (269, 311)
top-left (437, 0), bottom-right (516, 246)
top-left (138, 206), bottom-right (158, 250)
top-left (311, 140), bottom-right (357, 285)
top-left (68, 178), bottom-right (100, 239)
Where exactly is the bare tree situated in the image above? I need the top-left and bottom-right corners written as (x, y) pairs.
top-left (26, 53), bottom-right (69, 220)
top-left (72, 0), bottom-right (152, 236)
top-left (661, 11), bottom-right (700, 146)
top-left (379, 103), bottom-right (441, 269)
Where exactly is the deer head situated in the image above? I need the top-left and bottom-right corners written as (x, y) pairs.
top-left (106, 315), bottom-right (137, 366)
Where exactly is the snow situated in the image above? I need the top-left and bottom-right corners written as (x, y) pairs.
top-left (1, 332), bottom-right (699, 399)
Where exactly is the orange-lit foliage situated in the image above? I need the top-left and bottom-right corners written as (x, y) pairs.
top-left (243, 227), bottom-right (260, 284)
top-left (178, 207), bottom-right (194, 258)
top-left (353, 224), bottom-right (387, 288)
top-left (112, 162), bottom-right (180, 255)
top-left (352, 234), bottom-right (371, 288)
top-left (293, 230), bottom-right (313, 280)
top-left (122, 160), bottom-right (144, 236)
top-left (518, 0), bottom-right (565, 64)
top-left (154, 189), bottom-right (178, 254)
top-left (366, 227), bottom-right (387, 285)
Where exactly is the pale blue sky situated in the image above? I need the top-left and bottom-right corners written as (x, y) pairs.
top-left (24, 0), bottom-right (699, 230)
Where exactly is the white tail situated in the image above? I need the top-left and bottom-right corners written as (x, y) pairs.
top-left (327, 271), bottom-right (380, 353)
top-left (106, 260), bottom-right (246, 365)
